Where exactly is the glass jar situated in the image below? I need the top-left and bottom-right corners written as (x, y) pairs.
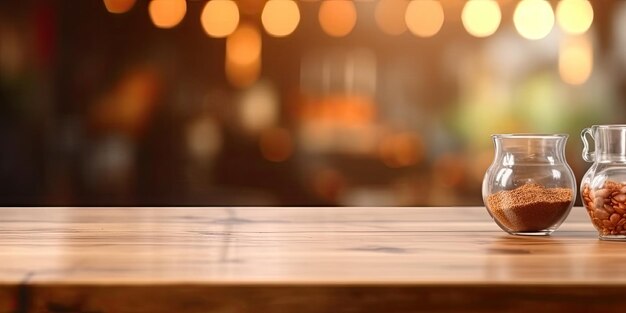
top-left (482, 134), bottom-right (576, 236)
top-left (580, 125), bottom-right (626, 241)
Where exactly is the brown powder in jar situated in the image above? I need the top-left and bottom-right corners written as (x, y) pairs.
top-left (487, 183), bottom-right (573, 232)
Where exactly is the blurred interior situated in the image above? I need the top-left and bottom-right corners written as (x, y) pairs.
top-left (0, 0), bottom-right (625, 206)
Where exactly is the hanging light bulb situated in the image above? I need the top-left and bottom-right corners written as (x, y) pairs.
top-left (375, 0), bottom-right (409, 36)
top-left (148, 0), bottom-right (186, 29)
top-left (514, 0), bottom-right (554, 40)
top-left (556, 0), bottom-right (593, 35)
top-left (262, 0), bottom-right (301, 37)
top-left (319, 0), bottom-right (357, 37)
top-left (226, 23), bottom-right (262, 88)
top-left (103, 0), bottom-right (136, 14)
top-left (462, 0), bottom-right (501, 38)
top-left (405, 0), bottom-right (444, 38)
top-left (201, 0), bottom-right (240, 38)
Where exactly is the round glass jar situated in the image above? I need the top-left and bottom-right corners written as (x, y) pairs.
top-left (580, 125), bottom-right (626, 241)
top-left (482, 134), bottom-right (576, 236)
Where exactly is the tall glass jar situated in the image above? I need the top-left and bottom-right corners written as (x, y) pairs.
top-left (482, 134), bottom-right (576, 236)
top-left (580, 125), bottom-right (626, 241)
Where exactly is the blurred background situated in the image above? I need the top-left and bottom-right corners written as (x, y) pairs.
top-left (0, 0), bottom-right (624, 206)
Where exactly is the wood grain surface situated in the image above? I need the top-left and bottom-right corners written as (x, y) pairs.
top-left (1, 206), bottom-right (625, 312)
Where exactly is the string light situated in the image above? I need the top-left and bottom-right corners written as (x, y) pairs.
top-left (262, 0), bottom-right (301, 37)
top-left (227, 24), bottom-right (261, 66)
top-left (556, 0), bottom-right (593, 35)
top-left (103, 0), bottom-right (136, 14)
top-left (514, 0), bottom-right (554, 40)
top-left (226, 23), bottom-right (262, 87)
top-left (201, 0), bottom-right (240, 38)
top-left (462, 0), bottom-right (501, 38)
top-left (148, 0), bottom-right (186, 29)
top-left (405, 0), bottom-right (444, 38)
top-left (319, 0), bottom-right (357, 37)
top-left (375, 0), bottom-right (409, 36)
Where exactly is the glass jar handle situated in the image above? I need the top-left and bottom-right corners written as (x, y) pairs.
top-left (581, 127), bottom-right (595, 162)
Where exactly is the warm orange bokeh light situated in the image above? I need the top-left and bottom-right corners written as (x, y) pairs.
top-left (226, 24), bottom-right (262, 88)
top-left (259, 127), bottom-right (294, 162)
top-left (378, 133), bottom-right (424, 168)
top-left (103, 0), bottom-right (136, 14)
top-left (461, 0), bottom-right (501, 38)
top-left (559, 35), bottom-right (593, 85)
top-left (227, 24), bottom-right (262, 66)
top-left (299, 95), bottom-right (376, 126)
top-left (513, 0), bottom-right (554, 40)
top-left (262, 0), bottom-right (301, 37)
top-left (375, 0), bottom-right (409, 36)
top-left (226, 58), bottom-right (261, 88)
top-left (201, 0), bottom-right (240, 38)
top-left (89, 67), bottom-right (162, 138)
top-left (148, 0), bottom-right (187, 29)
top-left (319, 0), bottom-right (357, 37)
top-left (556, 0), bottom-right (593, 35)
top-left (405, 0), bottom-right (444, 38)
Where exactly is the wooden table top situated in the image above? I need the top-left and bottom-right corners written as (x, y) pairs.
top-left (1, 206), bottom-right (625, 312)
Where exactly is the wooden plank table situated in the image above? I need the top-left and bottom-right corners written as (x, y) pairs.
top-left (1, 207), bottom-right (625, 312)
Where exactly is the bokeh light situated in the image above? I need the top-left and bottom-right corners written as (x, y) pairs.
top-left (239, 81), bottom-right (279, 133)
top-left (556, 0), bottom-right (593, 35)
top-left (103, 0), bottom-right (136, 14)
top-left (89, 67), bottom-right (161, 137)
top-left (559, 35), bottom-right (593, 85)
top-left (262, 0), bottom-right (300, 37)
top-left (226, 58), bottom-right (261, 88)
top-left (405, 0), bottom-right (444, 38)
top-left (319, 0), bottom-right (357, 37)
top-left (186, 116), bottom-right (222, 160)
top-left (378, 132), bottom-right (424, 168)
top-left (375, 0), bottom-right (409, 36)
top-left (0, 24), bottom-right (24, 77)
top-left (148, 0), bottom-right (186, 29)
top-left (513, 0), bottom-right (554, 40)
top-left (259, 127), bottom-right (294, 162)
top-left (201, 0), bottom-right (240, 38)
top-left (226, 23), bottom-right (261, 66)
top-left (226, 23), bottom-right (262, 88)
top-left (461, 0), bottom-right (501, 38)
